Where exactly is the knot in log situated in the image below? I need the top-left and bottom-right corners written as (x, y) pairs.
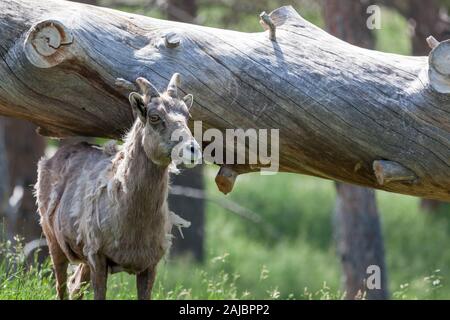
top-left (156, 31), bottom-right (181, 49)
top-left (24, 19), bottom-right (73, 68)
top-left (373, 160), bottom-right (418, 185)
top-left (164, 32), bottom-right (181, 48)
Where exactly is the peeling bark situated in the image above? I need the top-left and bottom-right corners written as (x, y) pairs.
top-left (1, 1), bottom-right (450, 199)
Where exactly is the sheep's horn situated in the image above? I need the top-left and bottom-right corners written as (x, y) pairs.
top-left (167, 73), bottom-right (181, 98)
top-left (136, 77), bottom-right (160, 98)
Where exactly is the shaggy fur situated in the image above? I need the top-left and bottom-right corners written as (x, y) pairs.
top-left (35, 74), bottom-right (199, 300)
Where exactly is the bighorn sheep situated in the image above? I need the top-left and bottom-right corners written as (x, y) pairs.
top-left (35, 73), bottom-right (202, 300)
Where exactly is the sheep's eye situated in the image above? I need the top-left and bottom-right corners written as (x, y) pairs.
top-left (149, 114), bottom-right (161, 124)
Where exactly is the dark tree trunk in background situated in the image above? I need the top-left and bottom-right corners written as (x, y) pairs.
top-left (166, 0), bottom-right (205, 262)
top-left (323, 0), bottom-right (375, 49)
top-left (0, 119), bottom-right (9, 238)
top-left (333, 183), bottom-right (388, 299)
top-left (167, 0), bottom-right (198, 23)
top-left (168, 166), bottom-right (205, 261)
top-left (385, 0), bottom-right (450, 56)
top-left (408, 0), bottom-right (447, 55)
top-left (2, 118), bottom-right (47, 263)
top-left (323, 0), bottom-right (388, 300)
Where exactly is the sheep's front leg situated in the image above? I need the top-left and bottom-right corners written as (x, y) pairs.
top-left (89, 254), bottom-right (108, 300)
top-left (136, 267), bottom-right (157, 300)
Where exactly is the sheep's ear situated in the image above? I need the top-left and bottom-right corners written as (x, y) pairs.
top-left (129, 92), bottom-right (146, 123)
top-left (183, 94), bottom-right (194, 110)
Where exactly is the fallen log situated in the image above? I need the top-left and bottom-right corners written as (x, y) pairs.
top-left (1, 0), bottom-right (450, 200)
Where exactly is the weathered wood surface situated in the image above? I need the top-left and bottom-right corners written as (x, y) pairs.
top-left (1, 0), bottom-right (450, 200)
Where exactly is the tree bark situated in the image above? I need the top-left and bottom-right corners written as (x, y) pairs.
top-left (323, 0), bottom-right (388, 300)
top-left (1, 0), bottom-right (450, 200)
top-left (333, 183), bottom-right (388, 299)
top-left (165, 0), bottom-right (205, 262)
top-left (2, 118), bottom-right (47, 262)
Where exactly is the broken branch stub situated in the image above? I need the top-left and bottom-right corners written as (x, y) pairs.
top-left (24, 20), bottom-right (73, 68)
top-left (373, 160), bottom-right (417, 186)
top-left (427, 36), bottom-right (440, 49)
top-left (164, 32), bottom-right (181, 48)
top-left (215, 166), bottom-right (239, 195)
top-left (259, 11), bottom-right (276, 41)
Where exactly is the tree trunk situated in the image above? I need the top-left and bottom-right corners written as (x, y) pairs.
top-left (322, 0), bottom-right (375, 49)
top-left (323, 0), bottom-right (388, 300)
top-left (168, 165), bottom-right (205, 261)
top-left (0, 119), bottom-right (9, 226)
top-left (333, 183), bottom-right (388, 299)
top-left (401, 0), bottom-right (450, 56)
top-left (1, 118), bottom-right (47, 263)
top-left (167, 0), bottom-right (197, 23)
top-left (380, 0), bottom-right (450, 54)
top-left (165, 0), bottom-right (205, 262)
top-left (2, 0), bottom-right (450, 200)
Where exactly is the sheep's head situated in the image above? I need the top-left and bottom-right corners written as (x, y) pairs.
top-left (128, 73), bottom-right (202, 167)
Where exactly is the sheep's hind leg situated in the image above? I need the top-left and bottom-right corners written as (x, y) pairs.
top-left (89, 254), bottom-right (108, 300)
top-left (136, 267), bottom-right (157, 300)
top-left (68, 263), bottom-right (91, 300)
top-left (47, 241), bottom-right (69, 300)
